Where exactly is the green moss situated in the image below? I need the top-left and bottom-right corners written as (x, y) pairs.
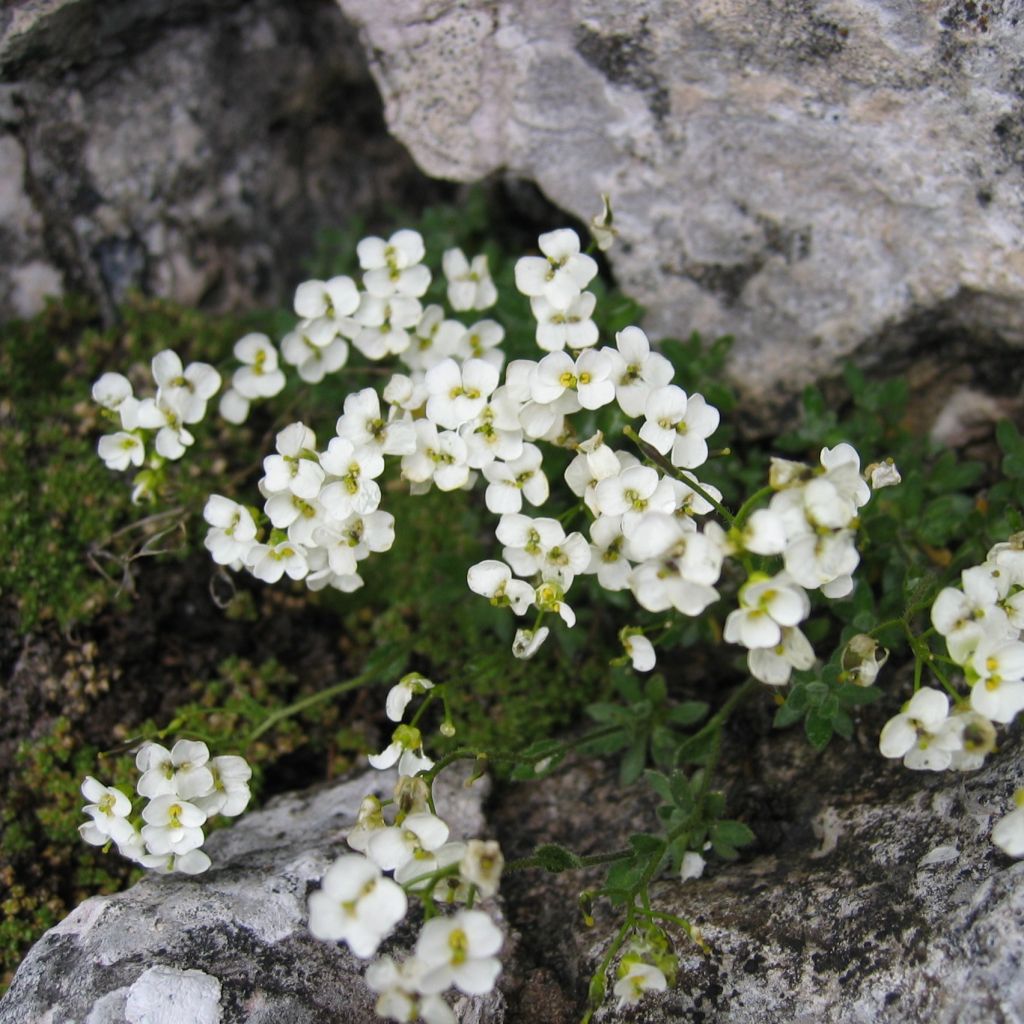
top-left (0, 294), bottom-right (261, 631)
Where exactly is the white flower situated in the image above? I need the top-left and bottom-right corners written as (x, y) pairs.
top-left (280, 322), bottom-right (349, 384)
top-left (443, 248), bottom-right (497, 311)
top-left (140, 793), bottom-right (207, 856)
top-left (79, 777), bottom-right (135, 847)
top-left (723, 574), bottom-right (810, 650)
top-left (293, 275), bottom-right (360, 321)
top-left (589, 193), bottom-right (617, 251)
top-left (866, 459), bottom-right (901, 489)
top-left (136, 740), bottom-right (214, 801)
top-left (460, 840), bottom-right (504, 899)
top-left (336, 388), bottom-right (417, 458)
top-left (879, 688), bottom-right (959, 770)
top-left (992, 791), bottom-right (1024, 858)
top-left (482, 444), bottom-right (549, 514)
top-left (606, 327), bottom-right (674, 418)
top-left (319, 437), bottom-right (384, 518)
top-left (425, 358), bottom-right (499, 430)
top-left (135, 396), bottom-right (195, 460)
top-left (401, 420), bottom-right (471, 492)
top-left (621, 632), bottom-right (656, 672)
top-left (514, 228), bottom-right (598, 310)
top-left (192, 755), bottom-right (252, 818)
top-left (512, 626), bottom-right (550, 660)
top-left (968, 638), bottom-right (1024, 723)
top-left (680, 851), bottom-right (705, 881)
top-left (365, 956), bottom-right (457, 1024)
top-left (639, 385), bottom-right (720, 469)
top-left (231, 333), bottom-right (286, 400)
top-left (453, 319), bottom-right (506, 369)
top-left (367, 812), bottom-right (450, 873)
top-left (203, 495), bottom-right (258, 566)
top-left (138, 848), bottom-right (212, 875)
top-left (613, 962), bottom-right (667, 1009)
top-left (369, 725), bottom-right (434, 776)
top-left (308, 853), bottom-right (408, 958)
top-left (93, 371), bottom-right (141, 428)
top-left (261, 422), bottom-right (323, 500)
top-left (97, 431), bottom-right (145, 472)
top-left (585, 515), bottom-right (632, 591)
top-left (151, 350), bottom-right (221, 424)
top-left (530, 292), bottom-right (599, 352)
top-left (359, 230), bottom-right (431, 298)
top-left (467, 560), bottom-right (534, 615)
top-left (386, 673), bottom-right (436, 723)
top-left (245, 540), bottom-right (309, 583)
top-left (535, 579), bottom-right (576, 627)
top-left (415, 909), bottom-right (503, 995)
top-left (747, 626), bottom-right (816, 685)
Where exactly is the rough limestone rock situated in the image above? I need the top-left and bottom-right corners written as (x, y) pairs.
top-left (493, 712), bottom-right (1024, 1023)
top-left (0, 767), bottom-right (505, 1024)
top-left (5, 700), bottom-right (1023, 1022)
top-left (335, 0), bottom-right (1024, 411)
top-left (0, 0), bottom-right (446, 322)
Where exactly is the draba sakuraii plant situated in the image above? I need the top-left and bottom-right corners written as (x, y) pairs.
top-left (86, 196), bottom-right (1024, 1022)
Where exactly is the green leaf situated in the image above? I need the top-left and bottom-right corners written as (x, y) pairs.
top-left (804, 708), bottom-right (834, 751)
top-left (773, 699), bottom-right (807, 729)
top-left (533, 843), bottom-right (582, 873)
top-left (711, 819), bottom-right (755, 849)
top-left (643, 770), bottom-right (674, 804)
top-left (619, 738), bottom-right (647, 785)
top-left (836, 684), bottom-right (882, 706)
top-left (628, 833), bottom-right (666, 857)
top-left (674, 729), bottom-right (717, 765)
top-left (586, 702), bottom-right (629, 725)
top-left (644, 674), bottom-right (668, 704)
top-left (917, 494), bottom-right (974, 546)
top-left (831, 708), bottom-right (854, 740)
top-left (667, 701), bottom-right (710, 726)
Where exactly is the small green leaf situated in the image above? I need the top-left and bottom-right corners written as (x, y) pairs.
top-left (836, 684), bottom-right (882, 706)
top-left (667, 701), bottom-right (710, 726)
top-left (619, 738), bottom-right (647, 785)
top-left (804, 708), bottom-right (834, 750)
top-left (712, 819), bottom-right (755, 849)
top-left (533, 843), bottom-right (582, 873)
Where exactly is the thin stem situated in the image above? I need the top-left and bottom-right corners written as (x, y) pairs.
top-left (733, 485), bottom-right (774, 529)
top-left (246, 669), bottom-right (376, 745)
top-left (623, 426), bottom-right (735, 526)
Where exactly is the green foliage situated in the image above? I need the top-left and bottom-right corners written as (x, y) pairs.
top-left (0, 294), bottom-right (258, 631)
top-left (583, 671), bottom-right (710, 784)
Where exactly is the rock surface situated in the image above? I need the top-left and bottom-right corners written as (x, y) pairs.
top-left (336, 0), bottom-right (1024, 411)
top-left (0, 765), bottom-right (504, 1024)
top-left (0, 0), bottom-right (448, 322)
top-left (4, 701), bottom-right (1023, 1023)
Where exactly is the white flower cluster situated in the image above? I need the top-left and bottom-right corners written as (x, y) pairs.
top-left (880, 534), bottom-right (1024, 771)
top-left (93, 351), bottom-right (221, 500)
top-left (79, 739), bottom-right (251, 874)
top-left (204, 415), bottom-right (398, 592)
top-left (309, 674), bottom-right (504, 1023)
top-left (877, 533), bottom-right (1024, 859)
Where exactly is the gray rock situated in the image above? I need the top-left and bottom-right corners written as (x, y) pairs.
top-left (4, 707), bottom-right (1023, 1022)
top-left (336, 0), bottom-right (1024, 412)
top-left (492, 714), bottom-right (1024, 1023)
top-left (0, 0), bottom-right (448, 322)
top-left (0, 766), bottom-right (504, 1024)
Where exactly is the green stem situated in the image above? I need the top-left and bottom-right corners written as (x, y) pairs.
top-left (246, 669), bottom-right (376, 745)
top-left (623, 426), bottom-right (736, 526)
top-left (733, 485), bottom-right (774, 529)
top-left (581, 917), bottom-right (635, 1024)
top-left (506, 847), bottom-right (634, 873)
